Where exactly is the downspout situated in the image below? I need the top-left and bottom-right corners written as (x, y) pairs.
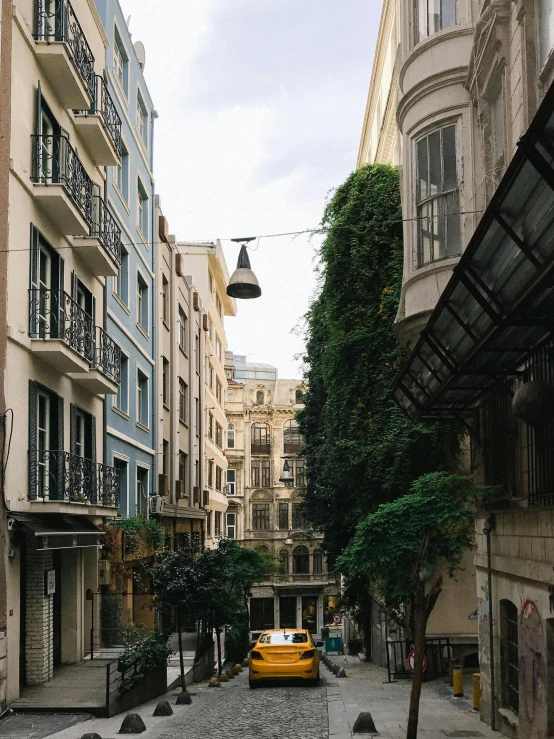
top-left (149, 110), bottom-right (158, 499)
top-left (484, 515), bottom-right (496, 731)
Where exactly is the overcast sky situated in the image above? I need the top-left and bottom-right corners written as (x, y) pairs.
top-left (118, 0), bottom-right (378, 379)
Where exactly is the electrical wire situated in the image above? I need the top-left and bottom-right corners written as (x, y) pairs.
top-left (1, 409), bottom-right (14, 512)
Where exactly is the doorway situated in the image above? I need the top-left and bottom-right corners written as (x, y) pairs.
top-left (302, 596), bottom-right (317, 633)
top-left (279, 596), bottom-right (297, 629)
top-left (53, 551), bottom-right (62, 666)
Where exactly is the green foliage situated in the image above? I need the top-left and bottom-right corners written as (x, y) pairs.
top-left (119, 630), bottom-right (171, 675)
top-left (337, 472), bottom-right (490, 620)
top-left (225, 611), bottom-right (250, 664)
top-left (298, 165), bottom-right (461, 562)
top-left (113, 516), bottom-right (166, 553)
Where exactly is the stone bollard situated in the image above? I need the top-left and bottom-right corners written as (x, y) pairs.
top-left (352, 712), bottom-right (378, 734)
top-left (231, 665), bottom-right (241, 675)
top-left (336, 667), bottom-right (347, 678)
top-left (176, 691), bottom-right (192, 705)
top-left (119, 714), bottom-right (146, 734)
top-left (153, 701), bottom-right (173, 716)
top-left (242, 658), bottom-right (250, 667)
top-left (225, 669), bottom-right (235, 679)
top-left (82, 734), bottom-right (103, 739)
top-left (209, 677), bottom-right (221, 687)
top-left (220, 673), bottom-right (230, 682)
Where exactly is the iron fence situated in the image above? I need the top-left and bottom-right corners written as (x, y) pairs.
top-left (386, 638), bottom-right (452, 682)
top-left (94, 326), bottom-right (121, 383)
top-left (29, 288), bottom-right (95, 361)
top-left (91, 195), bottom-right (122, 265)
top-left (75, 75), bottom-right (122, 154)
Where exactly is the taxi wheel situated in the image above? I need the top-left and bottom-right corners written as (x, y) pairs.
top-left (308, 672), bottom-right (320, 687)
top-left (249, 679), bottom-right (258, 689)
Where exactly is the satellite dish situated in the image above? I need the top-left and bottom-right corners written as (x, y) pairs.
top-left (134, 41), bottom-right (146, 70)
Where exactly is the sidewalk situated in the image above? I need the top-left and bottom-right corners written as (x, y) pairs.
top-left (325, 656), bottom-right (495, 739)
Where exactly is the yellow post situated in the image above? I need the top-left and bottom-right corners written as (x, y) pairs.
top-left (472, 673), bottom-right (481, 710)
top-left (453, 666), bottom-right (464, 697)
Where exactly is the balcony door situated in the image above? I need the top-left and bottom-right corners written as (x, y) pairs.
top-left (70, 404), bottom-right (95, 503)
top-left (37, 389), bottom-right (51, 500)
top-left (71, 273), bottom-right (94, 359)
top-left (29, 381), bottom-right (64, 501)
top-left (30, 227), bottom-right (63, 339)
top-left (37, 0), bottom-right (65, 41)
top-left (36, 87), bottom-right (62, 183)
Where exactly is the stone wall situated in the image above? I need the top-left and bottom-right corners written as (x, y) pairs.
top-left (0, 630), bottom-right (6, 707)
top-left (25, 543), bottom-right (53, 685)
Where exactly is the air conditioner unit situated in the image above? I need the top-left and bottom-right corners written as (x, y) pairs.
top-left (202, 489), bottom-right (209, 507)
top-left (193, 486), bottom-right (200, 504)
top-left (149, 495), bottom-right (164, 515)
top-left (202, 313), bottom-right (209, 331)
top-left (175, 480), bottom-right (186, 500)
top-left (159, 215), bottom-right (169, 242)
top-left (175, 253), bottom-right (184, 277)
top-left (193, 291), bottom-right (200, 311)
top-left (158, 473), bottom-right (169, 496)
top-left (98, 559), bottom-right (111, 586)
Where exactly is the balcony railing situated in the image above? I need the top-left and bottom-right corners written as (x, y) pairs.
top-left (251, 442), bottom-right (271, 455)
top-left (284, 441), bottom-right (303, 454)
top-left (273, 573), bottom-right (338, 584)
top-left (31, 134), bottom-right (94, 225)
top-left (29, 449), bottom-right (119, 506)
top-left (75, 75), bottom-right (122, 155)
top-left (30, 288), bottom-right (95, 362)
top-left (91, 195), bottom-right (122, 265)
top-left (93, 326), bottom-right (121, 383)
top-left (34, 0), bottom-right (95, 100)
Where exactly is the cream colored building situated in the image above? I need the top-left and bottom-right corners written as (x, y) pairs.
top-left (2, 0), bottom-right (123, 707)
top-left (225, 356), bottom-right (340, 637)
top-left (153, 198), bottom-right (207, 548)
top-left (177, 241), bottom-right (236, 547)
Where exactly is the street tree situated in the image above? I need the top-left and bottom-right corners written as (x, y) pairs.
top-left (337, 472), bottom-right (492, 739)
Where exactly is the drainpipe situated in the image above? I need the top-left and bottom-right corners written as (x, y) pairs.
top-left (483, 515), bottom-right (496, 731)
top-left (149, 110), bottom-right (158, 500)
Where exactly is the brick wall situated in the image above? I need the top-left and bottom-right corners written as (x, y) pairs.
top-left (25, 543), bottom-right (53, 685)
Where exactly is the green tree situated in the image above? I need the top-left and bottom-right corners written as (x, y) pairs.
top-left (337, 472), bottom-right (491, 739)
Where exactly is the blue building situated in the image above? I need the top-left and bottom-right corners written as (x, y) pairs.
top-left (94, 0), bottom-right (156, 516)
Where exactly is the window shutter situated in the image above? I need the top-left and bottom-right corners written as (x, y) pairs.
top-left (70, 403), bottom-right (76, 456)
top-left (29, 227), bottom-right (39, 336)
top-left (28, 381), bottom-right (37, 500)
top-left (56, 394), bottom-right (64, 501)
top-left (71, 271), bottom-right (77, 300)
top-left (90, 413), bottom-right (97, 504)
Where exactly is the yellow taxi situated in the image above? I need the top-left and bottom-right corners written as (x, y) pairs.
top-left (248, 629), bottom-right (320, 688)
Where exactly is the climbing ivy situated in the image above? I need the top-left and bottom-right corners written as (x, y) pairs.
top-left (298, 164), bottom-right (461, 563)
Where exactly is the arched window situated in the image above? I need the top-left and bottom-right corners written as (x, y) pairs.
top-left (313, 549), bottom-right (323, 575)
top-left (227, 423), bottom-right (235, 449)
top-left (251, 422), bottom-right (270, 454)
top-left (279, 549), bottom-right (289, 573)
top-left (256, 390), bottom-right (264, 405)
top-left (500, 600), bottom-right (519, 714)
top-left (295, 389), bottom-right (304, 404)
top-left (293, 545), bottom-right (309, 574)
top-left (283, 419), bottom-right (303, 453)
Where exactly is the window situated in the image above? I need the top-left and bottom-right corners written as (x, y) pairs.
top-left (209, 363), bottom-right (214, 389)
top-left (206, 511), bottom-right (212, 537)
top-left (179, 451), bottom-right (187, 490)
top-left (208, 412), bottom-right (214, 440)
top-left (215, 466), bottom-right (222, 491)
top-left (251, 423), bottom-right (270, 453)
top-left (313, 549), bottom-right (323, 575)
top-left (279, 549), bottom-right (289, 573)
top-left (113, 28), bottom-right (128, 93)
top-left (250, 598), bottom-right (275, 631)
top-left (215, 422), bottom-right (223, 448)
top-left (216, 378), bottom-right (222, 404)
top-left (215, 335), bottom-right (222, 361)
top-left (208, 459), bottom-right (214, 488)
top-left (539, 0), bottom-right (554, 67)
top-left (483, 84), bottom-right (505, 196)
top-left (114, 353), bottom-right (129, 414)
top-left (261, 460), bottom-right (271, 488)
top-left (284, 419), bottom-right (303, 453)
top-left (137, 369), bottom-right (149, 427)
top-left (137, 179), bottom-right (149, 239)
top-left (215, 511), bottom-right (222, 537)
top-left (292, 503), bottom-right (308, 530)
top-left (115, 142), bottom-right (129, 202)
top-left (162, 357), bottom-right (169, 407)
top-left (278, 502), bottom-right (289, 530)
top-left (115, 245), bottom-right (129, 304)
top-left (195, 334), bottom-right (200, 373)
top-left (162, 275), bottom-right (169, 325)
top-left (251, 460), bottom-right (260, 487)
top-left (208, 271), bottom-right (213, 293)
top-left (179, 378), bottom-right (188, 423)
top-left (136, 466), bottom-right (148, 515)
top-left (252, 503), bottom-right (270, 530)
top-left (293, 545), bottom-right (309, 574)
top-left (162, 439), bottom-right (169, 477)
top-left (501, 600), bottom-right (519, 714)
top-left (216, 293), bottom-right (222, 317)
top-left (208, 317), bottom-right (213, 342)
top-left (178, 306), bottom-right (187, 353)
top-left (195, 397), bottom-right (199, 434)
top-left (295, 389), bottom-right (304, 404)
top-left (296, 459), bottom-right (306, 488)
top-left (195, 459), bottom-right (199, 487)
top-left (136, 91), bottom-right (148, 147)
top-left (416, 0), bottom-right (455, 42)
top-left (114, 458), bottom-right (129, 515)
top-left (137, 273), bottom-right (149, 332)
top-left (416, 125), bottom-right (460, 266)
top-left (227, 423), bottom-right (235, 449)
top-left (256, 390), bottom-right (264, 405)
top-left (226, 469), bottom-right (236, 495)
top-left (226, 512), bottom-right (236, 539)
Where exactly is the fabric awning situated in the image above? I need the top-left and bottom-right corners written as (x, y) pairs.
top-left (10, 513), bottom-right (105, 550)
top-left (393, 79), bottom-right (554, 420)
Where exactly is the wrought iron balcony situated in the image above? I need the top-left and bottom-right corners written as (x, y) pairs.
top-left (93, 326), bottom-right (121, 384)
top-left (74, 76), bottom-right (122, 165)
top-left (29, 449), bottom-right (120, 507)
top-left (34, 0), bottom-right (95, 104)
top-left (284, 441), bottom-right (303, 454)
top-left (29, 288), bottom-right (95, 363)
top-left (91, 196), bottom-right (122, 265)
top-left (31, 134), bottom-right (94, 230)
top-left (251, 442), bottom-right (271, 455)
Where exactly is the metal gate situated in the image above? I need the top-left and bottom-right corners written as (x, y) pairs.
top-left (386, 637), bottom-right (452, 682)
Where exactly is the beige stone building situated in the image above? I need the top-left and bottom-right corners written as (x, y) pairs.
top-left (177, 241), bottom-right (236, 548)
top-left (225, 356), bottom-right (340, 637)
top-left (1, 0), bottom-right (124, 707)
top-left (359, 0), bottom-right (554, 734)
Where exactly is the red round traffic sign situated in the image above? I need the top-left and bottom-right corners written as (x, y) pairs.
top-left (407, 650), bottom-right (427, 673)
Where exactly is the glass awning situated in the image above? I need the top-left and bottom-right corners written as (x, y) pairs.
top-left (393, 82), bottom-right (554, 420)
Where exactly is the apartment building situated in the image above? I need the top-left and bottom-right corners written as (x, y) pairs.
top-left (2, 0), bottom-right (123, 706)
top-left (153, 198), bottom-right (206, 549)
top-left (225, 356), bottom-right (340, 638)
top-left (177, 242), bottom-right (236, 548)
top-left (360, 0), bottom-right (554, 736)
top-left (94, 0), bottom-right (156, 519)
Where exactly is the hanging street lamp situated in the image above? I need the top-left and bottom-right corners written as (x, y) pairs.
top-left (226, 237), bottom-right (261, 299)
top-left (279, 459), bottom-right (294, 484)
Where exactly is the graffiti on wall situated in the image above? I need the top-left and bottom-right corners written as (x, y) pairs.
top-left (519, 598), bottom-right (544, 727)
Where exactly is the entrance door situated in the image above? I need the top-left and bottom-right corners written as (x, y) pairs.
top-left (302, 596), bottom-right (318, 633)
top-left (279, 596), bottom-right (297, 629)
top-left (52, 551), bottom-right (62, 666)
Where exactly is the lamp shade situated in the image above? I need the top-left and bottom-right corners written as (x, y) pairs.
top-left (512, 381), bottom-right (554, 426)
top-left (226, 245), bottom-right (261, 299)
top-left (279, 460), bottom-right (294, 484)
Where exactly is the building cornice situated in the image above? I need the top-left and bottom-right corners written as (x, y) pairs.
top-left (86, 0), bottom-right (109, 49)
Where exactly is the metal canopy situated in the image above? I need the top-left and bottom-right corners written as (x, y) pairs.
top-left (11, 513), bottom-right (105, 550)
top-left (393, 81), bottom-right (554, 420)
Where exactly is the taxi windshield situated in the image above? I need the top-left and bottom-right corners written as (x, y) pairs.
top-left (259, 633), bottom-right (309, 644)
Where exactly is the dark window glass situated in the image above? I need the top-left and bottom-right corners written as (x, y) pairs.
top-left (252, 503), bottom-right (270, 530)
top-left (278, 502), bottom-right (289, 530)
